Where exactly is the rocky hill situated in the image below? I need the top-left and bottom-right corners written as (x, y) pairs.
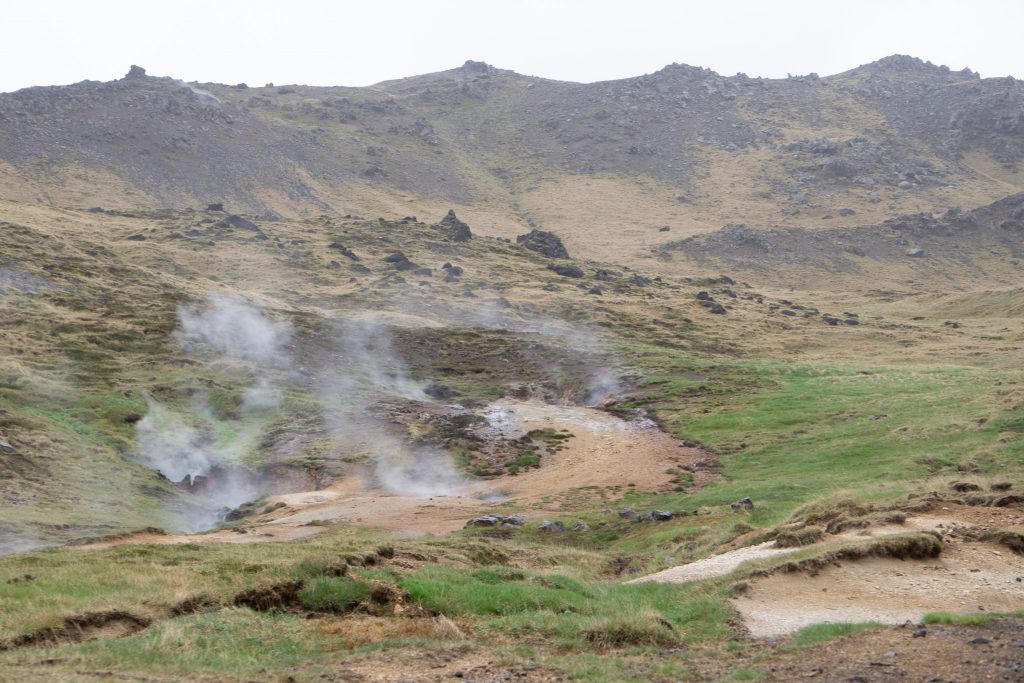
top-left (1, 57), bottom-right (1021, 265)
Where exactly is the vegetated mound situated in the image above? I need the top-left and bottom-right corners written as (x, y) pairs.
top-left (662, 192), bottom-right (1024, 285)
top-left (0, 611), bottom-right (150, 650)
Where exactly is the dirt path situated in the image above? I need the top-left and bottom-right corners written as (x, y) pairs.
top-left (92, 400), bottom-right (704, 547)
top-left (626, 541), bottom-right (797, 584)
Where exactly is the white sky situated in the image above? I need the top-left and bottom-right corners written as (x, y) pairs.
top-left (2, 0), bottom-right (1022, 93)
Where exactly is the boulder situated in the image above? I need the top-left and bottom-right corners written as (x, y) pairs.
top-left (571, 520), bottom-right (590, 531)
top-left (538, 520), bottom-right (566, 532)
top-left (438, 210), bottom-right (472, 241)
top-left (328, 243), bottom-right (360, 260)
top-left (215, 215), bottom-right (260, 232)
top-left (424, 383), bottom-right (457, 400)
top-left (618, 508), bottom-right (640, 522)
top-left (125, 64), bottom-right (147, 79)
top-left (384, 252), bottom-right (418, 271)
top-left (731, 497), bottom-right (754, 510)
top-left (466, 516), bottom-right (500, 527)
top-left (517, 230), bottom-right (570, 259)
top-left (548, 264), bottom-right (584, 278)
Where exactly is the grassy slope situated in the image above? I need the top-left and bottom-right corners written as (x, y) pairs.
top-left (0, 202), bottom-right (1022, 681)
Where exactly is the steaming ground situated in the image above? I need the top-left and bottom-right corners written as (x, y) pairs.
top-left (95, 399), bottom-right (710, 546)
top-left (134, 296), bottom-right (292, 532)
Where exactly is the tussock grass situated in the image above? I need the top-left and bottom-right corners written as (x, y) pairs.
top-left (297, 577), bottom-right (372, 613)
top-left (582, 609), bottom-right (679, 648)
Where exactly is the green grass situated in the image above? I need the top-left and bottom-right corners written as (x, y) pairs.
top-left (1, 609), bottom-right (338, 676)
top-left (399, 565), bottom-right (733, 647)
top-left (922, 610), bottom-right (1024, 626)
top-left (298, 577), bottom-right (372, 612)
top-left (789, 622), bottom-right (880, 647)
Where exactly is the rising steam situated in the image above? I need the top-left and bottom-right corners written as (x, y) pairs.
top-left (136, 295), bottom-right (291, 531)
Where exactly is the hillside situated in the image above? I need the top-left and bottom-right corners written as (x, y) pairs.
top-left (0, 56), bottom-right (1022, 266)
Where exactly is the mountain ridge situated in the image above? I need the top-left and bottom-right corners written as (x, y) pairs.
top-left (0, 54), bottom-right (1021, 266)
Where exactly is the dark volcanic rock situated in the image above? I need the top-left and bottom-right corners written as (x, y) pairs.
top-left (438, 209), bottom-right (472, 241)
top-left (548, 263), bottom-right (584, 278)
top-left (383, 252), bottom-right (418, 271)
top-left (215, 215), bottom-right (260, 232)
top-left (328, 242), bottom-right (360, 260)
top-left (424, 382), bottom-right (457, 400)
top-left (517, 230), bottom-right (570, 259)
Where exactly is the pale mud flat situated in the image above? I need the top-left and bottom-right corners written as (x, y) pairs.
top-left (93, 399), bottom-right (704, 547)
top-left (630, 509), bottom-right (1024, 636)
top-left (735, 541), bottom-right (1024, 636)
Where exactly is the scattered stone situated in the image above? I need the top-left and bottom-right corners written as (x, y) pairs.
top-left (869, 413), bottom-right (889, 421)
top-left (696, 291), bottom-right (713, 301)
top-left (215, 215), bottom-right (261, 232)
top-left (206, 203), bottom-right (224, 212)
top-left (466, 514), bottom-right (525, 528)
top-left (658, 225), bottom-right (671, 232)
top-left (413, 267), bottom-right (433, 276)
top-left (125, 234), bottom-right (146, 241)
top-left (328, 242), bottom-right (360, 260)
top-left (781, 309), bottom-right (797, 316)
top-left (587, 286), bottom-right (603, 295)
top-left (424, 383), bottom-right (457, 400)
top-left (516, 230), bottom-right (570, 259)
top-left (618, 508), bottom-right (640, 522)
top-left (0, 440), bottom-right (14, 454)
top-left (969, 636), bottom-right (991, 645)
top-left (906, 247), bottom-right (926, 257)
top-left (950, 481), bottom-right (981, 492)
top-left (571, 520), bottom-right (590, 531)
top-left (630, 274), bottom-right (651, 287)
top-left (383, 252), bottom-right (418, 271)
top-left (731, 497), bottom-right (754, 510)
top-left (538, 520), bottom-right (566, 533)
top-left (548, 264), bottom-right (584, 278)
top-left (844, 318), bottom-right (860, 326)
top-left (438, 210), bottom-right (472, 241)
top-left (898, 180), bottom-right (913, 189)
top-left (991, 482), bottom-right (1013, 491)
top-left (913, 628), bottom-right (928, 638)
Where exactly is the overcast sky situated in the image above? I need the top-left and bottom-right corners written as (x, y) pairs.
top-left (2, 0), bottom-right (1021, 93)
